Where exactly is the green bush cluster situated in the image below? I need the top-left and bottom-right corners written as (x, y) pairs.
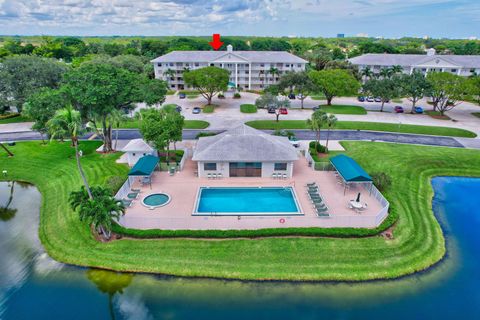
top-left (112, 206), bottom-right (397, 239)
top-left (309, 141), bottom-right (327, 153)
top-left (233, 92), bottom-right (241, 99)
top-left (371, 172), bottom-right (392, 192)
top-left (195, 132), bottom-right (217, 139)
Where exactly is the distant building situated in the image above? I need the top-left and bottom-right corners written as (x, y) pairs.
top-left (337, 33), bottom-right (345, 38)
top-left (151, 45), bottom-right (307, 91)
top-left (349, 48), bottom-right (480, 77)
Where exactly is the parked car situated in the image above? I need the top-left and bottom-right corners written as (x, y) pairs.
top-left (312, 106), bottom-right (320, 112)
top-left (366, 96), bottom-right (374, 102)
top-left (414, 106), bottom-right (424, 114)
top-left (175, 105), bottom-right (182, 113)
top-left (279, 107), bottom-right (288, 115)
top-left (179, 92), bottom-right (186, 99)
top-left (288, 93), bottom-right (296, 100)
top-left (394, 106), bottom-right (404, 113)
top-left (357, 96), bottom-right (365, 102)
top-left (374, 97), bottom-right (382, 103)
top-left (267, 107), bottom-right (277, 114)
top-left (296, 93), bottom-right (304, 100)
top-left (192, 107), bottom-right (201, 114)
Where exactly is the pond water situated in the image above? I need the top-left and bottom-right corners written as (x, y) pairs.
top-left (1, 177), bottom-right (479, 319)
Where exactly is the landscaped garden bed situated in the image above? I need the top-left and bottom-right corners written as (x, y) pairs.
top-left (240, 104), bottom-right (257, 113)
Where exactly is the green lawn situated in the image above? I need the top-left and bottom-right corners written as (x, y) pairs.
top-left (310, 95), bottom-right (325, 100)
top-left (472, 112), bottom-right (480, 118)
top-left (3, 141), bottom-right (480, 281)
top-left (246, 120), bottom-right (477, 138)
top-left (202, 104), bottom-right (216, 113)
top-left (119, 119), bottom-right (209, 129)
top-left (240, 104), bottom-right (257, 113)
top-left (187, 94), bottom-right (199, 99)
top-left (319, 104), bottom-right (367, 115)
top-left (425, 111), bottom-right (451, 120)
top-left (0, 115), bottom-right (31, 124)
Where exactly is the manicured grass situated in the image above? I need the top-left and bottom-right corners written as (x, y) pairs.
top-left (319, 104), bottom-right (367, 115)
top-left (119, 119), bottom-right (209, 129)
top-left (246, 120), bottom-right (477, 138)
top-left (187, 94), bottom-right (199, 99)
top-left (3, 141), bottom-right (480, 281)
top-left (425, 111), bottom-right (451, 120)
top-left (240, 104), bottom-right (257, 113)
top-left (310, 95), bottom-right (325, 100)
top-left (202, 104), bottom-right (216, 113)
top-left (0, 115), bottom-right (31, 124)
top-left (391, 98), bottom-right (403, 103)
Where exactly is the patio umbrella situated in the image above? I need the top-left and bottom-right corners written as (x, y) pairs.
top-left (356, 192), bottom-right (361, 202)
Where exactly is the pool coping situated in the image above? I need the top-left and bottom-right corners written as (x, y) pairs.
top-left (192, 186), bottom-right (304, 216)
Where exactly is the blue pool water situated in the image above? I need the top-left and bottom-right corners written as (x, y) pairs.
top-left (196, 187), bottom-right (300, 214)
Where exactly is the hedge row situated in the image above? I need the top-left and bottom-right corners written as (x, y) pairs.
top-left (112, 206), bottom-right (397, 239)
top-left (0, 113), bottom-right (20, 120)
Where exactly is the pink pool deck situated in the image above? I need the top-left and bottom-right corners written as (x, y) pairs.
top-left (119, 158), bottom-right (387, 230)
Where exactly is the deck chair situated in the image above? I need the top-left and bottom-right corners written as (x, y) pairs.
top-left (126, 192), bottom-right (139, 199)
top-left (121, 199), bottom-right (133, 207)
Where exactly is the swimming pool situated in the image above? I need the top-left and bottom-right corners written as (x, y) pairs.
top-left (142, 193), bottom-right (171, 209)
top-left (194, 187), bottom-right (302, 215)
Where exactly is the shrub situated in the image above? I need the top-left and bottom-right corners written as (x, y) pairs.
top-left (0, 113), bottom-right (20, 120)
top-left (240, 104), bottom-right (257, 113)
top-left (371, 172), bottom-right (392, 192)
top-left (273, 129), bottom-right (295, 139)
top-left (233, 92), bottom-right (241, 99)
top-left (105, 176), bottom-right (125, 195)
top-left (309, 141), bottom-right (327, 153)
top-left (218, 93), bottom-right (225, 99)
top-left (162, 104), bottom-right (178, 113)
top-left (195, 132), bottom-right (217, 139)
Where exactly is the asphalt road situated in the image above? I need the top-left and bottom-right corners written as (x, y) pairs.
top-left (0, 129), bottom-right (466, 148)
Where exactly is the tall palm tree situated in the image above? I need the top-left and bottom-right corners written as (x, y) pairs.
top-left (268, 67), bottom-right (279, 85)
top-left (379, 67), bottom-right (393, 79)
top-left (390, 65), bottom-right (403, 75)
top-left (325, 114), bottom-right (338, 151)
top-left (307, 110), bottom-right (328, 152)
top-left (48, 106), bottom-right (93, 199)
top-left (69, 186), bottom-right (125, 240)
top-left (163, 68), bottom-right (175, 87)
top-left (361, 66), bottom-right (373, 81)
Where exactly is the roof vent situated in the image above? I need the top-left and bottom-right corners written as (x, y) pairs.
top-left (426, 48), bottom-right (436, 56)
top-left (227, 44), bottom-right (233, 52)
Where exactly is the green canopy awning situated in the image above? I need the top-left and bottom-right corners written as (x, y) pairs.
top-left (228, 82), bottom-right (236, 88)
top-left (128, 155), bottom-right (159, 176)
top-left (330, 155), bottom-right (372, 182)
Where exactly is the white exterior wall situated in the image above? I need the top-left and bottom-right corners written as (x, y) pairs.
top-left (154, 61), bottom-right (306, 91)
top-left (196, 161), bottom-right (294, 178)
top-left (357, 64), bottom-right (479, 78)
top-left (261, 162), bottom-right (294, 178)
top-left (126, 151), bottom-right (156, 167)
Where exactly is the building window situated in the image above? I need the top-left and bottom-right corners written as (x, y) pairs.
top-left (171, 84), bottom-right (175, 88)
top-left (274, 163), bottom-right (288, 171)
top-left (451, 69), bottom-right (457, 73)
top-left (132, 153), bottom-right (136, 156)
top-left (157, 63), bottom-right (162, 67)
top-left (204, 163), bottom-right (217, 171)
top-left (260, 64), bottom-right (264, 67)
top-left (286, 64), bottom-right (290, 67)
top-left (210, 63), bottom-right (214, 66)
top-left (169, 63), bottom-right (174, 66)
top-left (297, 64), bottom-right (301, 67)
top-left (195, 63), bottom-right (199, 67)
top-left (421, 68), bottom-right (427, 72)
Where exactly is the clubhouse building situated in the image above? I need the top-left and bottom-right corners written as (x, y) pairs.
top-left (349, 49), bottom-right (480, 77)
top-left (151, 45), bottom-right (307, 91)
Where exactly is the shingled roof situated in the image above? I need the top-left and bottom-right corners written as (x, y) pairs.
top-left (192, 125), bottom-right (299, 162)
top-left (349, 53), bottom-right (480, 68)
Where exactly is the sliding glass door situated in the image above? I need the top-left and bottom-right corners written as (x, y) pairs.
top-left (229, 162), bottom-right (262, 177)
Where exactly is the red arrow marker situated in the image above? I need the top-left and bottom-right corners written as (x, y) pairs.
top-left (209, 34), bottom-right (224, 50)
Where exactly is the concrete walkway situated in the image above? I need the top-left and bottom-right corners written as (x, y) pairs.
top-left (0, 122), bottom-right (33, 133)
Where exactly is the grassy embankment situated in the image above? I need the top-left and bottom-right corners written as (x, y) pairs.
top-left (246, 120), bottom-right (476, 138)
top-left (2, 141), bottom-right (480, 280)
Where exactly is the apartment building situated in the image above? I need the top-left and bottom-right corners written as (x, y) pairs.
top-left (349, 49), bottom-right (480, 77)
top-left (151, 45), bottom-right (307, 90)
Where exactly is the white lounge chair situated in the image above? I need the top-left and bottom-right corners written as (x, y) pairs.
top-left (272, 173), bottom-right (278, 179)
top-left (282, 173), bottom-right (287, 179)
top-left (217, 173), bottom-right (223, 179)
top-left (212, 173), bottom-right (217, 179)
top-left (207, 173), bottom-right (212, 179)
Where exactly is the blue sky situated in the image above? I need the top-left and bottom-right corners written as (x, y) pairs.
top-left (0, 0), bottom-right (479, 38)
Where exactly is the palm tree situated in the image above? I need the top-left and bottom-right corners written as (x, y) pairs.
top-left (361, 66), bottom-right (373, 81)
top-left (163, 68), bottom-right (175, 87)
top-left (379, 67), bottom-right (393, 79)
top-left (48, 106), bottom-right (93, 199)
top-left (69, 186), bottom-right (125, 240)
top-left (390, 65), bottom-right (403, 75)
top-left (268, 67), bottom-right (279, 85)
top-left (325, 114), bottom-right (338, 151)
top-left (307, 110), bottom-right (328, 152)
top-left (0, 181), bottom-right (17, 221)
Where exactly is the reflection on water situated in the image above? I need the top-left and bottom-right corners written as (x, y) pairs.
top-left (1, 179), bottom-right (479, 319)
